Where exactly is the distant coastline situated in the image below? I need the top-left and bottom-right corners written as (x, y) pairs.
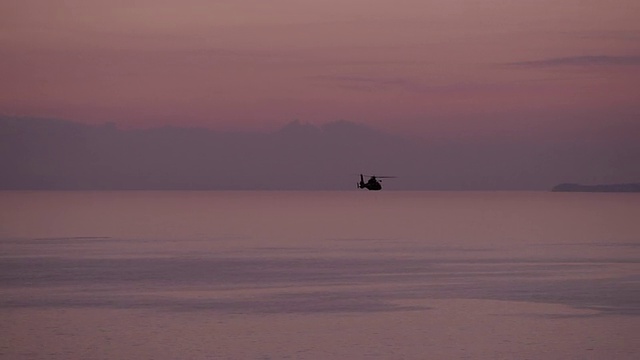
top-left (551, 183), bottom-right (640, 192)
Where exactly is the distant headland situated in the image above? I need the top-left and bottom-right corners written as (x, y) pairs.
top-left (551, 183), bottom-right (640, 192)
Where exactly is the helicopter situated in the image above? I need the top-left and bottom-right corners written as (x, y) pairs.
top-left (357, 174), bottom-right (396, 191)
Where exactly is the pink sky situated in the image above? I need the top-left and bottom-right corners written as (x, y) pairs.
top-left (1, 0), bottom-right (639, 137)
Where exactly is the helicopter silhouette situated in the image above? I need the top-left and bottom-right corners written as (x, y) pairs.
top-left (358, 174), bottom-right (396, 190)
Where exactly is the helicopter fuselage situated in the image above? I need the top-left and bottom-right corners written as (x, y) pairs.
top-left (358, 175), bottom-right (382, 191)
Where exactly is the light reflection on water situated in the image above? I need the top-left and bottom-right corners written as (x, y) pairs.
top-left (1, 191), bottom-right (639, 359)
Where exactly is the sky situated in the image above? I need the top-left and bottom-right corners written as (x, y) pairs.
top-left (1, 0), bottom-right (639, 140)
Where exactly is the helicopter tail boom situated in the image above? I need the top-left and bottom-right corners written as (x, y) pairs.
top-left (358, 174), bottom-right (366, 188)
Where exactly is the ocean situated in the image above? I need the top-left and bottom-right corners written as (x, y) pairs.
top-left (1, 191), bottom-right (639, 359)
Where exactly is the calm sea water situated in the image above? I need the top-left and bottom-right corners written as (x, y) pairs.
top-left (1, 191), bottom-right (639, 359)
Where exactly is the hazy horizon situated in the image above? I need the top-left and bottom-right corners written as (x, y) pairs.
top-left (2, 115), bottom-right (639, 190)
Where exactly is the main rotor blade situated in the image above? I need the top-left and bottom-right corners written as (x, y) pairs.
top-left (362, 174), bottom-right (396, 178)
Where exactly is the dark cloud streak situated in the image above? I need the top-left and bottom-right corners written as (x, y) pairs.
top-left (312, 75), bottom-right (496, 94)
top-left (509, 55), bottom-right (640, 68)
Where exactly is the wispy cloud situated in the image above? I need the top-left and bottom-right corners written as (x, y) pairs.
top-left (576, 30), bottom-right (640, 42)
top-left (313, 75), bottom-right (517, 95)
top-left (313, 75), bottom-right (464, 94)
top-left (509, 55), bottom-right (640, 68)
top-left (314, 75), bottom-right (408, 90)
